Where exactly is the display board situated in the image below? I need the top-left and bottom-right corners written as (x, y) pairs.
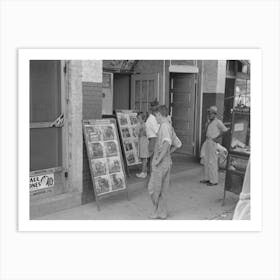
top-left (223, 109), bottom-right (250, 204)
top-left (83, 119), bottom-right (128, 210)
top-left (115, 110), bottom-right (142, 167)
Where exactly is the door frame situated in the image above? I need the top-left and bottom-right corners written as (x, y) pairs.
top-left (169, 71), bottom-right (199, 157)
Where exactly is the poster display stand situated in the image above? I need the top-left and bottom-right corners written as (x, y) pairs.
top-left (223, 108), bottom-right (250, 204)
top-left (83, 119), bottom-right (128, 210)
top-left (115, 110), bottom-right (142, 176)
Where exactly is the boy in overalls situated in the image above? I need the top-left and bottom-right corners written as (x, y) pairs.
top-left (148, 105), bottom-right (173, 219)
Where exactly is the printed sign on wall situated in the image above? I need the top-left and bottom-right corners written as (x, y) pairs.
top-left (30, 173), bottom-right (54, 193)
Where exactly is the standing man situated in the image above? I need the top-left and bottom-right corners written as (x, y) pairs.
top-left (145, 99), bottom-right (160, 173)
top-left (200, 106), bottom-right (228, 186)
top-left (148, 105), bottom-right (174, 219)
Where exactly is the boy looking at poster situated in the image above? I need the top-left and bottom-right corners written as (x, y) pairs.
top-left (148, 105), bottom-right (175, 219)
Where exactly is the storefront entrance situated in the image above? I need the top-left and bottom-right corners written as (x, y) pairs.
top-left (170, 73), bottom-right (196, 156)
top-left (30, 60), bottom-right (66, 198)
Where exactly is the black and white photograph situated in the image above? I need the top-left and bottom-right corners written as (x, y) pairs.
top-left (104, 140), bottom-right (118, 157)
top-left (102, 125), bottom-right (115, 141)
top-left (86, 126), bottom-right (102, 142)
top-left (89, 142), bottom-right (104, 159)
top-left (121, 127), bottom-right (131, 138)
top-left (91, 158), bottom-right (107, 177)
top-left (124, 140), bottom-right (134, 152)
top-left (3, 1), bottom-right (278, 279)
top-left (107, 157), bottom-right (121, 174)
top-left (24, 57), bottom-right (256, 222)
top-left (129, 114), bottom-right (138, 126)
top-left (94, 175), bottom-right (111, 195)
top-left (118, 114), bottom-right (128, 126)
top-left (110, 173), bottom-right (125, 191)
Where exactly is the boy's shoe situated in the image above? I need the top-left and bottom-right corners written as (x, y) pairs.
top-left (200, 179), bottom-right (210, 184)
top-left (136, 172), bottom-right (147, 178)
top-left (207, 182), bottom-right (218, 186)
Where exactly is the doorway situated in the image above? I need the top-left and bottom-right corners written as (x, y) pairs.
top-left (170, 73), bottom-right (196, 156)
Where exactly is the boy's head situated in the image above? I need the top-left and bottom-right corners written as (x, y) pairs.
top-left (137, 112), bottom-right (145, 122)
top-left (154, 105), bottom-right (169, 124)
top-left (150, 99), bottom-right (159, 114)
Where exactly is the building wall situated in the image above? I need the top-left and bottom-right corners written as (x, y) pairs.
top-left (81, 61), bottom-right (103, 203)
top-left (68, 60), bottom-right (83, 193)
top-left (201, 60), bottom-right (226, 143)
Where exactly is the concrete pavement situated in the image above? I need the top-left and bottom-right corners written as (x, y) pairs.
top-left (36, 160), bottom-right (238, 220)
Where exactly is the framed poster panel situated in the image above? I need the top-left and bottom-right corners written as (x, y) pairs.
top-left (83, 118), bottom-right (128, 210)
top-left (115, 110), bottom-right (142, 168)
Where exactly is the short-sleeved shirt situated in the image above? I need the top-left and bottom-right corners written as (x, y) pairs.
top-left (146, 114), bottom-right (160, 139)
top-left (206, 118), bottom-right (227, 139)
top-left (153, 120), bottom-right (172, 167)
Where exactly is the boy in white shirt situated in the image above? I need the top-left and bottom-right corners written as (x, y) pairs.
top-left (148, 105), bottom-right (174, 219)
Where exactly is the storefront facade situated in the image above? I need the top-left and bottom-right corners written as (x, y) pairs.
top-left (30, 59), bottom-right (250, 218)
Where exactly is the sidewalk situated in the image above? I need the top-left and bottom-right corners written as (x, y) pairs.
top-left (37, 156), bottom-right (238, 220)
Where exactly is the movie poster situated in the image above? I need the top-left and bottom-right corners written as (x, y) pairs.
top-left (116, 111), bottom-right (141, 166)
top-left (83, 119), bottom-right (126, 196)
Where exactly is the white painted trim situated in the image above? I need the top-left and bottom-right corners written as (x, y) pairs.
top-left (198, 61), bottom-right (204, 150)
top-left (162, 60), bottom-right (165, 105)
top-left (61, 60), bottom-right (68, 191)
top-left (169, 65), bottom-right (199, 73)
top-left (157, 73), bottom-right (160, 103)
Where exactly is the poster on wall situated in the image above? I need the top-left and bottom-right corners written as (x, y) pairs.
top-left (83, 119), bottom-right (127, 203)
top-left (29, 172), bottom-right (54, 195)
top-left (116, 110), bottom-right (142, 167)
top-left (102, 72), bottom-right (113, 115)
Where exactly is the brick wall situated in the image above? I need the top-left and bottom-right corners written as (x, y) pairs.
top-left (82, 82), bottom-right (102, 203)
top-left (81, 61), bottom-right (103, 203)
top-left (200, 61), bottom-right (226, 145)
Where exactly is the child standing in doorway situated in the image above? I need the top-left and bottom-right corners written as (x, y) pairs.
top-left (135, 112), bottom-right (149, 178)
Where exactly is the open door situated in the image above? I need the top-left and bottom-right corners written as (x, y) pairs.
top-left (170, 73), bottom-right (196, 155)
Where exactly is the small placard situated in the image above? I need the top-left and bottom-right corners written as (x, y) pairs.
top-left (234, 122), bottom-right (244, 132)
top-left (30, 173), bottom-right (54, 193)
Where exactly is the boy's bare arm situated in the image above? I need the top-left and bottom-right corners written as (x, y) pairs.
top-left (170, 145), bottom-right (177, 154)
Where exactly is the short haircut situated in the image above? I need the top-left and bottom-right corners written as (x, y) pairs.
top-left (155, 105), bottom-right (169, 117)
top-left (137, 111), bottom-right (146, 120)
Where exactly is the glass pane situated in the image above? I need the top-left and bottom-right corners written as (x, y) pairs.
top-left (235, 78), bottom-right (247, 95)
top-left (141, 80), bottom-right (148, 102)
top-left (148, 80), bottom-right (155, 102)
top-left (30, 60), bottom-right (61, 122)
top-left (135, 101), bottom-right (140, 111)
top-left (30, 128), bottom-right (62, 171)
top-left (230, 113), bottom-right (250, 151)
top-left (135, 80), bottom-right (141, 102)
